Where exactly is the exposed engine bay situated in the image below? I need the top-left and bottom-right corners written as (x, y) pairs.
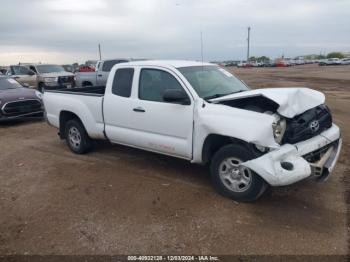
top-left (217, 94), bottom-right (332, 145)
top-left (207, 88), bottom-right (340, 186)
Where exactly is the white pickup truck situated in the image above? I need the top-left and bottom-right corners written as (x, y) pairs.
top-left (44, 60), bottom-right (342, 201)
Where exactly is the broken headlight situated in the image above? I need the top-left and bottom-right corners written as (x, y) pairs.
top-left (272, 114), bottom-right (286, 144)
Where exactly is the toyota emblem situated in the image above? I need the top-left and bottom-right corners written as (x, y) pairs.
top-left (310, 120), bottom-right (320, 132)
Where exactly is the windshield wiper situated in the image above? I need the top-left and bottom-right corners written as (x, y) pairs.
top-left (203, 93), bottom-right (229, 100)
top-left (203, 90), bottom-right (246, 100)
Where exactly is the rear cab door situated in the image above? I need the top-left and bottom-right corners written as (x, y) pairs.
top-left (103, 65), bottom-right (194, 159)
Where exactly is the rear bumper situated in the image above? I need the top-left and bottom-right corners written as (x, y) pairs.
top-left (242, 124), bottom-right (342, 186)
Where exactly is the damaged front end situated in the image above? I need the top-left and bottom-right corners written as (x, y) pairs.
top-left (241, 125), bottom-right (341, 186)
top-left (210, 88), bottom-right (341, 186)
top-left (240, 105), bottom-right (340, 186)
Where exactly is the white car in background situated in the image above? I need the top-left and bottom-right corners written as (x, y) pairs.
top-left (340, 58), bottom-right (350, 65)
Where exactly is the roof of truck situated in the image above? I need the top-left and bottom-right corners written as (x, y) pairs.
top-left (121, 60), bottom-right (214, 68)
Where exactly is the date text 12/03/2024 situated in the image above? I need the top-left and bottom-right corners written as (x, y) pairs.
top-left (127, 255), bottom-right (219, 261)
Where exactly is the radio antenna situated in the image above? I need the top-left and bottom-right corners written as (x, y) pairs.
top-left (200, 31), bottom-right (204, 64)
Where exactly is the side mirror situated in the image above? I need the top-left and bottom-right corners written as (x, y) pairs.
top-left (28, 70), bottom-right (36, 76)
top-left (163, 89), bottom-right (190, 105)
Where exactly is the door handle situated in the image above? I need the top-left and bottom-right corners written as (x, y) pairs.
top-left (133, 107), bottom-right (145, 113)
top-left (97, 74), bottom-right (103, 77)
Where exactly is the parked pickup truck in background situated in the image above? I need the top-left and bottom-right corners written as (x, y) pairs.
top-left (44, 60), bottom-right (342, 202)
top-left (7, 64), bottom-right (75, 92)
top-left (26, 64), bottom-right (75, 92)
top-left (75, 59), bottom-right (130, 87)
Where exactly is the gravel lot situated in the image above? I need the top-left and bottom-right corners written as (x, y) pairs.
top-left (0, 64), bottom-right (348, 255)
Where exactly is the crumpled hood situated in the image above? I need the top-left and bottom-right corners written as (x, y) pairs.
top-left (211, 88), bottom-right (325, 118)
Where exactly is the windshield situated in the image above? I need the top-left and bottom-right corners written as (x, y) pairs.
top-left (0, 78), bottom-right (22, 90)
top-left (178, 66), bottom-right (248, 99)
top-left (36, 65), bottom-right (66, 74)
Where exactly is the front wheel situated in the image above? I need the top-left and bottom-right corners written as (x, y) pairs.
top-left (65, 119), bottom-right (91, 154)
top-left (210, 144), bottom-right (267, 202)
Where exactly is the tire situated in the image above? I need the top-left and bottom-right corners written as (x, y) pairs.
top-left (65, 119), bottom-right (91, 154)
top-left (210, 144), bottom-right (268, 202)
top-left (38, 83), bottom-right (44, 93)
top-left (82, 82), bottom-right (93, 87)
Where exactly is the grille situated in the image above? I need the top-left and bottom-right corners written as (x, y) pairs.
top-left (2, 99), bottom-right (42, 116)
top-left (283, 105), bottom-right (332, 144)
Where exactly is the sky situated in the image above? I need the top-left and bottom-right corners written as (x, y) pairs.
top-left (0, 0), bottom-right (349, 65)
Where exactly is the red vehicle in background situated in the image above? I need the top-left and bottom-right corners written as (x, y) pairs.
top-left (78, 66), bottom-right (95, 72)
top-left (275, 60), bottom-right (290, 67)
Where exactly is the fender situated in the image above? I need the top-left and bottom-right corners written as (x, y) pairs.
top-left (192, 102), bottom-right (279, 163)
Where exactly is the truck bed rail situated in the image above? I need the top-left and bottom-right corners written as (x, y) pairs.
top-left (44, 86), bottom-right (105, 96)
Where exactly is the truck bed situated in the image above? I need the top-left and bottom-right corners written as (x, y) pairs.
top-left (44, 86), bottom-right (106, 139)
top-left (75, 71), bottom-right (98, 88)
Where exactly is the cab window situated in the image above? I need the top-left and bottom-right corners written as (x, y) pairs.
top-left (102, 60), bottom-right (129, 72)
top-left (112, 68), bottom-right (134, 97)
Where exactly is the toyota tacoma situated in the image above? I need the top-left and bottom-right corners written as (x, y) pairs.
top-left (43, 60), bottom-right (342, 201)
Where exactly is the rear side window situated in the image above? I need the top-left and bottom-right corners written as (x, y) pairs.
top-left (11, 66), bottom-right (31, 75)
top-left (102, 60), bottom-right (129, 72)
top-left (112, 68), bottom-right (134, 97)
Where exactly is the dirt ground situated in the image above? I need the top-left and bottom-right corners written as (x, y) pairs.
top-left (0, 64), bottom-right (348, 255)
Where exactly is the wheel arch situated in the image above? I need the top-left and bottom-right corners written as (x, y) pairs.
top-left (59, 111), bottom-right (84, 139)
top-left (201, 134), bottom-right (260, 164)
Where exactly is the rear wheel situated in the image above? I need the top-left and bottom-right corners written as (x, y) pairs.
top-left (210, 144), bottom-right (267, 202)
top-left (82, 81), bottom-right (93, 87)
top-left (65, 119), bottom-right (91, 154)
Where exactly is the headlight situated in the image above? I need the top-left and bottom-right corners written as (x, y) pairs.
top-left (272, 114), bottom-right (286, 144)
top-left (44, 77), bottom-right (58, 83)
top-left (35, 91), bottom-right (43, 99)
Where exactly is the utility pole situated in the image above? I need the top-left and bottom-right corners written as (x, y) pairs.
top-left (247, 26), bottom-right (251, 62)
top-left (200, 31), bottom-right (204, 63)
top-left (98, 43), bottom-right (102, 60)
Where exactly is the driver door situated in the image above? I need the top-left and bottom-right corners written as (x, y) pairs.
top-left (104, 66), bottom-right (194, 159)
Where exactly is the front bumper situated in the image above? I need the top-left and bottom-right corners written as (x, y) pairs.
top-left (44, 83), bottom-right (74, 89)
top-left (242, 124), bottom-right (342, 186)
top-left (0, 110), bottom-right (44, 121)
